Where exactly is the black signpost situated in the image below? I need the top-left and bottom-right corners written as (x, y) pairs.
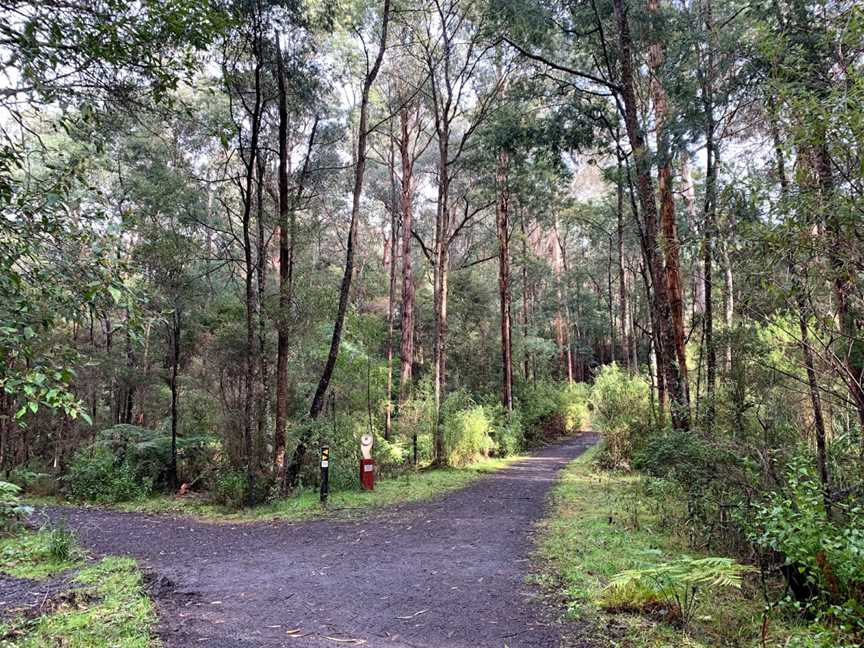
top-left (319, 446), bottom-right (330, 504)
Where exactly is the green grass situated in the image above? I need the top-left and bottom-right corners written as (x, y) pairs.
top-left (534, 445), bottom-right (836, 647)
top-left (1, 556), bottom-right (158, 647)
top-left (28, 454), bottom-right (525, 523)
top-left (0, 527), bottom-right (82, 579)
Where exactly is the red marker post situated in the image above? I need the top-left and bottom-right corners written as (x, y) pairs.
top-left (359, 434), bottom-right (375, 491)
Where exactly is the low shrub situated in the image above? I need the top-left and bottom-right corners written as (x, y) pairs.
top-left (515, 379), bottom-right (591, 445)
top-left (486, 403), bottom-right (525, 456)
top-left (442, 392), bottom-right (496, 466)
top-left (211, 469), bottom-right (249, 508)
top-left (559, 382), bottom-right (591, 434)
top-left (516, 380), bottom-right (562, 440)
top-left (1, 480), bottom-right (33, 532)
top-left (748, 456), bottom-right (864, 637)
top-left (66, 446), bottom-right (145, 503)
top-left (591, 364), bottom-right (651, 468)
top-left (44, 520), bottom-right (76, 561)
top-left (601, 556), bottom-right (754, 628)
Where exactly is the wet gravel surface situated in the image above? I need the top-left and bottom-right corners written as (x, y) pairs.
top-left (33, 434), bottom-right (598, 647)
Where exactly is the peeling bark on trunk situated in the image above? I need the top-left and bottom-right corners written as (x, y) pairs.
top-left (612, 0), bottom-right (689, 429)
top-left (648, 0), bottom-right (689, 413)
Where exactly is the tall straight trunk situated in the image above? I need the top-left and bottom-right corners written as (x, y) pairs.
top-left (239, 47), bottom-right (264, 503)
top-left (520, 211), bottom-right (531, 382)
top-left (681, 154), bottom-right (705, 318)
top-left (255, 154), bottom-right (269, 460)
top-left (617, 156), bottom-right (632, 370)
top-left (722, 240), bottom-right (734, 372)
top-left (613, 0), bottom-right (688, 429)
top-left (384, 130), bottom-right (398, 440)
top-left (648, 0), bottom-right (689, 410)
top-left (273, 92), bottom-right (317, 488)
top-left (432, 165), bottom-right (450, 463)
top-left (168, 308), bottom-right (181, 490)
top-left (552, 224), bottom-right (573, 383)
top-left (770, 114), bottom-right (831, 506)
top-left (398, 106), bottom-right (415, 409)
top-left (641, 260), bottom-right (667, 418)
top-left (817, 144), bottom-right (864, 454)
top-left (697, 0), bottom-right (718, 429)
top-left (273, 38), bottom-right (290, 484)
top-left (496, 150), bottom-right (514, 411)
top-left (285, 0), bottom-right (390, 488)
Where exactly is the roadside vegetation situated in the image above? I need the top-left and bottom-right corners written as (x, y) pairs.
top-left (15, 380), bottom-right (589, 521)
top-left (536, 366), bottom-right (863, 648)
top-left (0, 556), bottom-right (158, 648)
top-left (1, 485), bottom-right (156, 647)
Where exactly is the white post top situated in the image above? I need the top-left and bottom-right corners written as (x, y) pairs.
top-left (360, 434), bottom-right (373, 460)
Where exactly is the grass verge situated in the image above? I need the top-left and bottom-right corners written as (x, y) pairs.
top-left (0, 526), bottom-right (81, 579)
top-left (533, 445), bottom-right (833, 647)
top-left (1, 555), bottom-right (157, 647)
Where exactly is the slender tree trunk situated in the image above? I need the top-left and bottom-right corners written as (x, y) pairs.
top-left (681, 154), bottom-right (705, 318)
top-left (552, 224), bottom-right (572, 382)
top-left (384, 129), bottom-right (398, 440)
top-left (168, 308), bottom-right (181, 490)
top-left (433, 183), bottom-right (450, 464)
top-left (398, 106), bottom-right (415, 408)
top-left (496, 150), bottom-right (514, 411)
top-left (722, 240), bottom-right (734, 373)
top-left (617, 156), bottom-right (632, 370)
top-left (239, 47), bottom-right (264, 504)
top-left (255, 154), bottom-right (270, 463)
top-left (613, 0), bottom-right (688, 429)
top-left (273, 38), bottom-right (291, 485)
top-left (520, 211), bottom-right (531, 382)
top-left (697, 9), bottom-right (718, 429)
top-left (817, 145), bottom-right (864, 454)
top-left (648, 0), bottom-right (690, 411)
top-left (285, 0), bottom-right (390, 488)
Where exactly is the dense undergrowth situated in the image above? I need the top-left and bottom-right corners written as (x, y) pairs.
top-left (576, 363), bottom-right (864, 647)
top-left (10, 378), bottom-right (590, 516)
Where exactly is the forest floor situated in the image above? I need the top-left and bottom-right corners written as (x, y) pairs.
top-left (15, 433), bottom-right (598, 647)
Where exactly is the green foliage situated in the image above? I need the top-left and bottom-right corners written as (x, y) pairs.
top-left (514, 379), bottom-right (590, 445)
top-left (485, 403), bottom-right (525, 456)
top-left (748, 456), bottom-right (864, 636)
top-left (0, 526), bottom-right (82, 579)
top-left (44, 521), bottom-right (76, 563)
top-left (3, 556), bottom-right (157, 647)
top-left (211, 469), bottom-right (249, 508)
top-left (516, 380), bottom-right (562, 433)
top-left (591, 364), bottom-right (651, 468)
top-left (601, 556), bottom-right (755, 628)
top-left (0, 480), bottom-right (33, 531)
top-left (442, 392), bottom-right (497, 466)
top-left (66, 446), bottom-right (146, 504)
top-left (559, 382), bottom-right (590, 434)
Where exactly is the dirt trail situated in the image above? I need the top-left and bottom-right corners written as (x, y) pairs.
top-left (36, 434), bottom-right (597, 647)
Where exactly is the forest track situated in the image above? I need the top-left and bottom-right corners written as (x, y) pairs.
top-left (35, 433), bottom-right (598, 647)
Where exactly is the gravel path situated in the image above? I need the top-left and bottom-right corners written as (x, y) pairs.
top-left (33, 433), bottom-right (598, 647)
